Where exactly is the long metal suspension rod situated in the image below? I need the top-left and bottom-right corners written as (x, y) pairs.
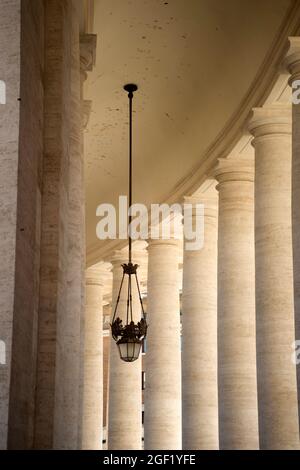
top-left (128, 90), bottom-right (133, 264)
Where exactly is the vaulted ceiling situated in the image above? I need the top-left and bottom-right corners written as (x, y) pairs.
top-left (85, 0), bottom-right (298, 264)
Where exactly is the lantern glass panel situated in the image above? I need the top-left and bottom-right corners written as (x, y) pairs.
top-left (117, 338), bottom-right (142, 362)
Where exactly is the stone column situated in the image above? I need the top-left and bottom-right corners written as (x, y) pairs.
top-left (52, 0), bottom-right (83, 448)
top-left (0, 0), bottom-right (45, 450)
top-left (33, 0), bottom-right (85, 449)
top-left (182, 193), bottom-right (219, 450)
top-left (80, 34), bottom-right (96, 131)
top-left (0, 0), bottom-right (22, 450)
top-left (107, 249), bottom-right (144, 450)
top-left (144, 238), bottom-right (182, 450)
top-left (214, 157), bottom-right (259, 450)
top-left (285, 37), bottom-right (300, 429)
top-left (77, 32), bottom-right (97, 449)
top-left (82, 264), bottom-right (110, 450)
top-left (249, 104), bottom-right (299, 449)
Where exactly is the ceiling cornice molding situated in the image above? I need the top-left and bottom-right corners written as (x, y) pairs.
top-left (159, 0), bottom-right (300, 205)
top-left (86, 0), bottom-right (300, 267)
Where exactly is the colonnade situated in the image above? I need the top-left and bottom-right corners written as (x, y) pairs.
top-left (83, 40), bottom-right (300, 450)
top-left (0, 0), bottom-right (299, 450)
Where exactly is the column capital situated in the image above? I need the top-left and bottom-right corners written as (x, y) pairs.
top-left (248, 104), bottom-right (292, 140)
top-left (80, 34), bottom-right (96, 131)
top-left (86, 262), bottom-right (111, 286)
top-left (183, 189), bottom-right (217, 206)
top-left (80, 33), bottom-right (97, 80)
top-left (213, 157), bottom-right (254, 186)
top-left (147, 237), bottom-right (181, 252)
top-left (149, 211), bottom-right (183, 243)
top-left (110, 250), bottom-right (128, 267)
top-left (82, 99), bottom-right (92, 130)
top-left (183, 190), bottom-right (218, 219)
top-left (110, 246), bottom-right (147, 268)
top-left (285, 37), bottom-right (300, 83)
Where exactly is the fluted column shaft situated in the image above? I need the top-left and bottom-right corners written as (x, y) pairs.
top-left (249, 104), bottom-right (299, 449)
top-left (215, 158), bottom-right (259, 450)
top-left (108, 251), bottom-right (142, 450)
top-left (286, 37), bottom-right (300, 429)
top-left (182, 194), bottom-right (219, 450)
top-left (144, 239), bottom-right (181, 450)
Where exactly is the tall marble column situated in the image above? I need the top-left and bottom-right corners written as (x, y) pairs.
top-left (107, 249), bottom-right (144, 450)
top-left (144, 238), bottom-right (182, 450)
top-left (82, 264), bottom-right (110, 450)
top-left (285, 37), bottom-right (300, 428)
top-left (214, 157), bottom-right (259, 450)
top-left (182, 193), bottom-right (219, 450)
top-left (249, 104), bottom-right (299, 449)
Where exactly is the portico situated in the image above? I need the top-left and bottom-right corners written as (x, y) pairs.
top-left (0, 0), bottom-right (300, 451)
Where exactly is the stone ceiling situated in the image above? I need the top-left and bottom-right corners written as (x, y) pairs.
top-left (84, 0), bottom-right (295, 264)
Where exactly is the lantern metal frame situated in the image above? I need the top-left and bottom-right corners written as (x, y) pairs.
top-left (110, 84), bottom-right (148, 362)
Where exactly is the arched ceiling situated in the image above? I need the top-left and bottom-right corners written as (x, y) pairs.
top-left (85, 0), bottom-right (297, 264)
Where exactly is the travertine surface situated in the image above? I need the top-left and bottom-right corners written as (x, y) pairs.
top-left (103, 333), bottom-right (110, 431)
top-left (144, 239), bottom-right (182, 450)
top-left (82, 265), bottom-right (109, 450)
top-left (249, 104), bottom-right (299, 449)
top-left (0, 0), bottom-right (21, 450)
top-left (285, 37), bottom-right (300, 430)
top-left (78, 32), bottom-right (96, 450)
top-left (107, 250), bottom-right (143, 450)
top-left (34, 0), bottom-right (84, 450)
top-left (215, 157), bottom-right (259, 450)
top-left (182, 194), bottom-right (219, 450)
top-left (7, 0), bottom-right (44, 450)
top-left (53, 0), bottom-right (83, 450)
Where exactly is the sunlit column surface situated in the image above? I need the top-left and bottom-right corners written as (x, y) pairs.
top-left (285, 37), bottom-right (300, 429)
top-left (144, 237), bottom-right (182, 450)
top-left (214, 157), bottom-right (259, 450)
top-left (249, 104), bottom-right (299, 449)
top-left (182, 192), bottom-right (219, 450)
top-left (107, 249), bottom-right (145, 450)
top-left (82, 264), bottom-right (110, 449)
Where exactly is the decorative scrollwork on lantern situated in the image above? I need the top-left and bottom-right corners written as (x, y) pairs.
top-left (110, 84), bottom-right (148, 363)
top-left (111, 317), bottom-right (148, 342)
top-left (110, 260), bottom-right (148, 362)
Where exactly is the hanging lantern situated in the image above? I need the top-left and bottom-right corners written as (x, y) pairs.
top-left (110, 84), bottom-right (148, 362)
